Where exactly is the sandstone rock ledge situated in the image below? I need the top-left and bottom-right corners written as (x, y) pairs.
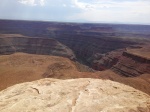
top-left (0, 78), bottom-right (150, 112)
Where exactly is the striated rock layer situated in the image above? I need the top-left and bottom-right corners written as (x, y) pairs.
top-left (89, 45), bottom-right (150, 77)
top-left (0, 78), bottom-right (150, 112)
top-left (0, 34), bottom-right (75, 60)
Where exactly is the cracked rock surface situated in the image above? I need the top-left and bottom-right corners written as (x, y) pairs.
top-left (0, 78), bottom-right (150, 112)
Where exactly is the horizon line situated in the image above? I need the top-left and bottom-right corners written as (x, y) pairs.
top-left (0, 18), bottom-right (150, 26)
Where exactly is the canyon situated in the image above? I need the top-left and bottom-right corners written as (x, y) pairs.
top-left (0, 19), bottom-right (150, 111)
top-left (0, 20), bottom-right (150, 77)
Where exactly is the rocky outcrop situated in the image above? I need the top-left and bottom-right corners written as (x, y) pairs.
top-left (112, 46), bottom-right (150, 77)
top-left (122, 51), bottom-right (150, 63)
top-left (112, 61), bottom-right (150, 77)
top-left (89, 48), bottom-right (150, 77)
top-left (112, 56), bottom-right (150, 77)
top-left (0, 78), bottom-right (149, 112)
top-left (0, 35), bottom-right (76, 60)
top-left (88, 51), bottom-right (122, 71)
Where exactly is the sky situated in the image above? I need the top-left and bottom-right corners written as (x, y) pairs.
top-left (0, 0), bottom-right (150, 24)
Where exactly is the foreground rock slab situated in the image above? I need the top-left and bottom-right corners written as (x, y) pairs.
top-left (0, 78), bottom-right (150, 112)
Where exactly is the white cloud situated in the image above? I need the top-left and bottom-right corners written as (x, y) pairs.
top-left (39, 0), bottom-right (45, 6)
top-left (72, 0), bottom-right (95, 10)
top-left (63, 4), bottom-right (67, 7)
top-left (69, 0), bottom-right (150, 24)
top-left (18, 0), bottom-right (45, 6)
top-left (0, 0), bottom-right (150, 24)
top-left (18, 0), bottom-right (36, 6)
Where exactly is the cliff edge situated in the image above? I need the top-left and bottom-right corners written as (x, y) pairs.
top-left (0, 78), bottom-right (150, 112)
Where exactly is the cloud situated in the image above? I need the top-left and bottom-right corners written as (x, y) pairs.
top-left (39, 0), bottom-right (45, 6)
top-left (63, 4), bottom-right (67, 7)
top-left (69, 0), bottom-right (150, 24)
top-left (72, 0), bottom-right (95, 10)
top-left (0, 0), bottom-right (150, 24)
top-left (18, 0), bottom-right (36, 6)
top-left (18, 0), bottom-right (45, 6)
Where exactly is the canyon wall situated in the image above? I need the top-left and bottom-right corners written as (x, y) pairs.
top-left (0, 35), bottom-right (75, 60)
top-left (122, 51), bottom-right (150, 63)
top-left (90, 48), bottom-right (150, 77)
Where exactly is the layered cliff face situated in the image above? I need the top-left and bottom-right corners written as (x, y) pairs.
top-left (0, 34), bottom-right (75, 60)
top-left (0, 78), bottom-right (150, 112)
top-left (89, 45), bottom-right (150, 77)
top-left (112, 51), bottom-right (150, 77)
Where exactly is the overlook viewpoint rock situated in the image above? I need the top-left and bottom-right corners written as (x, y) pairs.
top-left (0, 78), bottom-right (150, 112)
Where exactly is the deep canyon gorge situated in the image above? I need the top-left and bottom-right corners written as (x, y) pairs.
top-left (0, 20), bottom-right (150, 76)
